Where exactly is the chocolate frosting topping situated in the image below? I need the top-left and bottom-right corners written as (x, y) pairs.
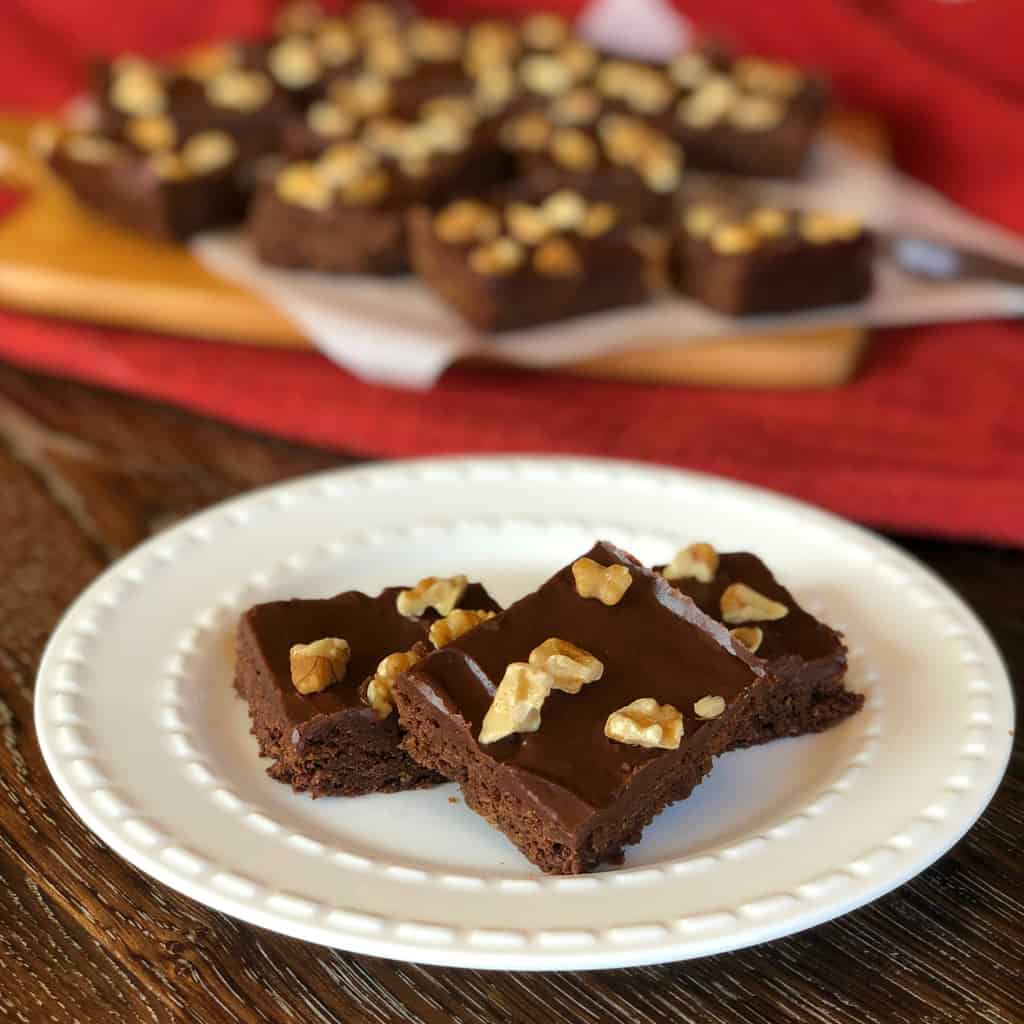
top-left (241, 583), bottom-right (500, 740)
top-left (400, 542), bottom-right (764, 820)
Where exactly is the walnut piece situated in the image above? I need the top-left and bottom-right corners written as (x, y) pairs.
top-left (720, 583), bottom-right (789, 624)
top-left (799, 212), bottom-right (863, 245)
top-left (429, 608), bottom-right (496, 648)
top-left (578, 202), bottom-right (618, 238)
top-left (749, 207), bottom-right (788, 238)
top-left (126, 115), bottom-right (176, 152)
top-left (571, 557), bottom-right (633, 606)
top-left (206, 69), bottom-right (273, 111)
top-left (307, 100), bottom-right (355, 138)
top-left (540, 190), bottom-right (586, 230)
top-left (276, 162), bottom-right (331, 210)
top-left (182, 131), bottom-right (236, 174)
top-left (728, 95), bottom-right (785, 132)
top-left (435, 200), bottom-right (501, 245)
top-left (605, 698), bottom-right (683, 749)
top-left (506, 203), bottom-right (552, 245)
top-left (669, 52), bottom-right (711, 90)
top-left (522, 12), bottom-right (569, 50)
top-left (684, 203), bottom-right (723, 238)
top-left (65, 134), bottom-right (121, 165)
top-left (733, 57), bottom-right (802, 98)
top-left (520, 54), bottom-right (573, 97)
top-left (397, 574), bottom-right (469, 617)
top-left (110, 67), bottom-right (166, 117)
top-left (340, 168), bottom-right (390, 205)
top-left (289, 637), bottom-right (351, 695)
top-left (366, 649), bottom-right (421, 717)
top-left (533, 238), bottom-right (582, 277)
top-left (317, 22), bottom-right (357, 66)
top-left (693, 695), bottom-right (727, 720)
top-left (662, 542), bottom-right (719, 583)
top-left (478, 663), bottom-right (552, 744)
top-left (711, 224), bottom-right (758, 255)
top-left (468, 237), bottom-right (523, 276)
top-left (550, 128), bottom-right (598, 172)
top-left (528, 638), bottom-right (603, 694)
top-left (269, 36), bottom-right (320, 89)
top-left (408, 20), bottom-right (462, 62)
top-left (729, 626), bottom-right (764, 653)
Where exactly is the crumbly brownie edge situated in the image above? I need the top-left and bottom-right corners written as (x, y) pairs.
top-left (233, 625), bottom-right (443, 797)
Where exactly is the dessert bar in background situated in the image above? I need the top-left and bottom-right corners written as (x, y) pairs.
top-left (407, 192), bottom-right (650, 331)
top-left (234, 578), bottom-right (500, 796)
top-left (393, 541), bottom-right (770, 874)
top-left (45, 128), bottom-right (247, 241)
top-left (40, 0), bottom-right (873, 331)
top-left (672, 196), bottom-right (874, 315)
top-left (656, 542), bottom-right (864, 743)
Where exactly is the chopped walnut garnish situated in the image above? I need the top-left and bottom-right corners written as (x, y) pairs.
top-left (730, 626), bottom-right (764, 653)
top-left (640, 147), bottom-right (682, 193)
top-left (662, 542), bottom-right (719, 584)
top-left (669, 52), bottom-right (711, 89)
top-left (149, 152), bottom-right (188, 181)
top-left (469, 237), bottom-right (524, 276)
top-left (728, 94), bottom-right (785, 131)
top-left (180, 43), bottom-right (239, 82)
top-left (624, 68), bottom-right (673, 115)
top-left (528, 638), bottom-right (603, 694)
top-left (408, 20), bottom-right (462, 62)
top-left (679, 74), bottom-right (736, 128)
top-left (559, 41), bottom-right (598, 79)
top-left (550, 128), bottom-right (599, 171)
top-left (474, 63), bottom-right (518, 112)
top-left (435, 200), bottom-right (501, 245)
top-left (289, 637), bottom-right (351, 695)
top-left (552, 87), bottom-right (602, 126)
top-left (684, 203), bottom-right (722, 238)
top-left (533, 238), bottom-right (582, 277)
top-left (274, 0), bottom-right (322, 36)
top-left (317, 21), bottom-right (357, 66)
top-left (733, 57), bottom-right (803, 97)
top-left (182, 131), bottom-right (236, 174)
top-left (721, 583), bottom-right (789, 624)
top-left (397, 575), bottom-right (469, 617)
top-left (571, 557), bottom-right (633, 606)
top-left (366, 649), bottom-right (421, 717)
top-left (578, 202), bottom-right (618, 238)
top-left (318, 141), bottom-right (375, 186)
top-left (520, 54), bottom-right (573, 96)
top-left (500, 111), bottom-right (551, 151)
top-left (506, 203), bottom-right (553, 245)
top-left (693, 695), bottom-right (727, 720)
top-left (605, 698), bottom-right (683, 749)
top-left (276, 162), bottom-right (331, 210)
top-left (307, 100), bottom-right (355, 138)
top-left (269, 36), bottom-right (320, 89)
top-left (478, 663), bottom-right (552, 744)
top-left (364, 36), bottom-right (414, 78)
top-left (340, 168), bottom-right (390, 205)
top-left (799, 212), bottom-right (864, 245)
top-left (109, 66), bottom-right (166, 117)
top-left (541, 190), bottom-right (586, 230)
top-left (711, 224), bottom-right (758, 255)
top-left (206, 69), bottom-right (273, 111)
top-left (429, 609), bottom-right (496, 648)
top-left (749, 207), bottom-right (789, 238)
top-left (126, 115), bottom-right (176, 152)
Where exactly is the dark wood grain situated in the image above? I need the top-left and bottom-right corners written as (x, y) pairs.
top-left (0, 364), bottom-right (1020, 1024)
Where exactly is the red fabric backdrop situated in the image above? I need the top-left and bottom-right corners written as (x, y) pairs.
top-left (2, 1), bottom-right (1023, 545)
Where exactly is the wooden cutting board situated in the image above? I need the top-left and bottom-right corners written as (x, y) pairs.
top-left (0, 110), bottom-right (886, 387)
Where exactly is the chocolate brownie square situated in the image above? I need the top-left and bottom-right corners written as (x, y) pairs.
top-left (657, 543), bottom-right (864, 746)
top-left (248, 121), bottom-right (492, 272)
top-left (407, 192), bottom-right (650, 332)
top-left (671, 196), bottom-right (874, 314)
top-left (501, 104), bottom-right (682, 225)
top-left (47, 129), bottom-right (247, 241)
top-left (393, 542), bottom-right (771, 873)
top-left (235, 580), bottom-right (501, 797)
top-left (664, 48), bottom-right (827, 177)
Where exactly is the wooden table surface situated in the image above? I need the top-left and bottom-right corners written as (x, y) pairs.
top-left (0, 362), bottom-right (1020, 1024)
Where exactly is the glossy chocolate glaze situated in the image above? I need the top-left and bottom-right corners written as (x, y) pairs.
top-left (658, 552), bottom-right (843, 666)
top-left (400, 542), bottom-right (765, 819)
top-left (240, 583), bottom-right (500, 743)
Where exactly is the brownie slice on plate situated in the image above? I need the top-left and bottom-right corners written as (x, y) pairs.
top-left (393, 541), bottom-right (771, 873)
top-left (235, 580), bottom-right (500, 797)
top-left (656, 542), bottom-right (864, 746)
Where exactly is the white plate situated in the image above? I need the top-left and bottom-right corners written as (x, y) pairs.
top-left (35, 457), bottom-right (1014, 970)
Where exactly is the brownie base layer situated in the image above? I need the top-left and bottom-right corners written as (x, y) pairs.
top-left (234, 636), bottom-right (443, 798)
top-left (247, 189), bottom-right (408, 274)
top-left (395, 674), bottom-right (750, 874)
top-left (729, 666), bottom-right (864, 750)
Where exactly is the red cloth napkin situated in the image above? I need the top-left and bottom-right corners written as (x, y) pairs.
top-left (2, 1), bottom-right (1023, 547)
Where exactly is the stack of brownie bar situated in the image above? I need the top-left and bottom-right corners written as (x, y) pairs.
top-left (42, 0), bottom-right (875, 326)
top-left (235, 539), bottom-right (863, 874)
